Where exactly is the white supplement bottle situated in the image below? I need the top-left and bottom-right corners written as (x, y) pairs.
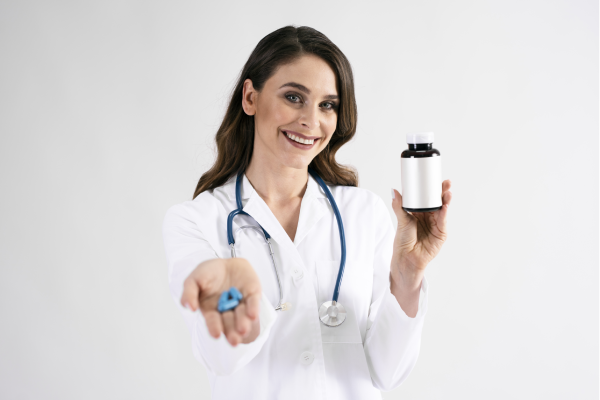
top-left (401, 132), bottom-right (442, 212)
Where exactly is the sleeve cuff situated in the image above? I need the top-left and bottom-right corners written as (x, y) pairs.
top-left (395, 274), bottom-right (428, 321)
top-left (363, 276), bottom-right (429, 390)
top-left (188, 291), bottom-right (278, 376)
top-left (258, 291), bottom-right (278, 335)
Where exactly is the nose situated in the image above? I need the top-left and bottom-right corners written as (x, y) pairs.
top-left (299, 103), bottom-right (320, 130)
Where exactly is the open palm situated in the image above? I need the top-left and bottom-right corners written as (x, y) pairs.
top-left (181, 258), bottom-right (262, 346)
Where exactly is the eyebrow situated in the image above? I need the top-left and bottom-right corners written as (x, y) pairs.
top-left (279, 82), bottom-right (339, 100)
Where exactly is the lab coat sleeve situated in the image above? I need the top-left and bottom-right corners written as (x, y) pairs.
top-left (162, 203), bottom-right (278, 376)
top-left (363, 197), bottom-right (429, 391)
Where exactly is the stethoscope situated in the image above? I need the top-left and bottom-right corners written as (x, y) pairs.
top-left (226, 167), bottom-right (347, 327)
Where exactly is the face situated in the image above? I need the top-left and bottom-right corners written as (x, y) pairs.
top-left (242, 55), bottom-right (340, 170)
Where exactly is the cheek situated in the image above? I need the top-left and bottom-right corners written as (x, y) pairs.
top-left (322, 115), bottom-right (338, 143)
top-left (263, 101), bottom-right (295, 129)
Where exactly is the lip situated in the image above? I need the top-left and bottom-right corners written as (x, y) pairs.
top-left (281, 130), bottom-right (319, 150)
top-left (282, 130), bottom-right (321, 140)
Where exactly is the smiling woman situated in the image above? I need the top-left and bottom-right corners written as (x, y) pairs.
top-left (242, 54), bottom-right (343, 180)
top-left (163, 25), bottom-right (451, 400)
top-left (192, 26), bottom-right (358, 199)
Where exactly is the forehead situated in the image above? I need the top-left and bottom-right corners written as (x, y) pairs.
top-left (266, 55), bottom-right (338, 95)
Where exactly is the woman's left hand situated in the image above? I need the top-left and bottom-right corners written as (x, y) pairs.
top-left (389, 180), bottom-right (452, 314)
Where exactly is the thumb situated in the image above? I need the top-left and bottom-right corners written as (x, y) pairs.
top-left (391, 188), bottom-right (411, 225)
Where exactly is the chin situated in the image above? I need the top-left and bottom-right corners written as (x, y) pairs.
top-left (281, 154), bottom-right (313, 170)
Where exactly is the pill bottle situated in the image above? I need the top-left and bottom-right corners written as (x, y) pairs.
top-left (401, 132), bottom-right (442, 212)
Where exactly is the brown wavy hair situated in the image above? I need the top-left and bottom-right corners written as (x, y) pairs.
top-left (193, 25), bottom-right (358, 199)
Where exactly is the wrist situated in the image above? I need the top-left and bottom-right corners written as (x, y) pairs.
top-left (389, 271), bottom-right (422, 318)
top-left (390, 256), bottom-right (425, 291)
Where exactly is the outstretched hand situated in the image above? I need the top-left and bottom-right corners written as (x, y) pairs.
top-left (181, 258), bottom-right (262, 346)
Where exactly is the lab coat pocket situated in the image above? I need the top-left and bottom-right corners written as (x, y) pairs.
top-left (315, 259), bottom-right (373, 344)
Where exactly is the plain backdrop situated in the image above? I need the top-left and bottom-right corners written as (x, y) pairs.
top-left (0, 1), bottom-right (597, 399)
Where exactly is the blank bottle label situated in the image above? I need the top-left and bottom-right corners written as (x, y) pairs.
top-left (401, 156), bottom-right (442, 209)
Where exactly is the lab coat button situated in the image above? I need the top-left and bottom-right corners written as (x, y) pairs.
top-left (300, 351), bottom-right (314, 365)
top-left (291, 267), bottom-right (304, 281)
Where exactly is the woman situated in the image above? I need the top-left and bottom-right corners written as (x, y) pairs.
top-left (163, 25), bottom-right (452, 399)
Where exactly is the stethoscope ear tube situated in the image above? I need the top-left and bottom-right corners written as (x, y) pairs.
top-left (228, 171), bottom-right (282, 310)
top-left (228, 208), bottom-right (270, 244)
top-left (308, 167), bottom-right (346, 304)
top-left (227, 172), bottom-right (271, 245)
top-left (235, 171), bottom-right (244, 210)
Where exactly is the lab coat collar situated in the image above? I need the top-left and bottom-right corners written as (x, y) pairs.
top-left (222, 172), bottom-right (327, 203)
top-left (221, 173), bottom-right (256, 207)
top-left (221, 172), bottom-right (329, 248)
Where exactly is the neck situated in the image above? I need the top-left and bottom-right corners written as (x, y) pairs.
top-left (245, 159), bottom-right (308, 204)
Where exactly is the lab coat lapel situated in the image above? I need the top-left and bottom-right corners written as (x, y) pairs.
top-left (242, 192), bottom-right (312, 275)
top-left (215, 175), bottom-right (259, 247)
top-left (293, 175), bottom-right (328, 247)
top-left (236, 175), bottom-right (296, 255)
top-left (225, 174), bottom-right (329, 267)
top-left (242, 194), bottom-right (291, 248)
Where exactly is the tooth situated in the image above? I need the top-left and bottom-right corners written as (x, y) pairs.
top-left (308, 139), bottom-right (314, 144)
top-left (301, 138), bottom-right (307, 144)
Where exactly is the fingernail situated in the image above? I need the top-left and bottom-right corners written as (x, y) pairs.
top-left (391, 189), bottom-right (396, 200)
top-left (183, 302), bottom-right (193, 311)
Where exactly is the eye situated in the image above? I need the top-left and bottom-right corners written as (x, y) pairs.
top-left (321, 102), bottom-right (338, 111)
top-left (285, 93), bottom-right (302, 103)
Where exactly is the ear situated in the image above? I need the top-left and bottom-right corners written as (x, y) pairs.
top-left (242, 79), bottom-right (257, 116)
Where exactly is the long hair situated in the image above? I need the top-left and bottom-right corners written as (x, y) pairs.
top-left (193, 25), bottom-right (358, 199)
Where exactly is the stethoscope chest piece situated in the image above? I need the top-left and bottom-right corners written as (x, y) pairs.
top-left (319, 301), bottom-right (346, 327)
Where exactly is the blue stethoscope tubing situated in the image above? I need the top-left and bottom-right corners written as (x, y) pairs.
top-left (307, 168), bottom-right (346, 304)
top-left (226, 167), bottom-right (348, 327)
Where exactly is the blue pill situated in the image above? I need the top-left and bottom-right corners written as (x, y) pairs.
top-left (217, 287), bottom-right (244, 313)
top-left (219, 291), bottom-right (229, 303)
top-left (229, 287), bottom-right (243, 301)
top-left (218, 298), bottom-right (239, 313)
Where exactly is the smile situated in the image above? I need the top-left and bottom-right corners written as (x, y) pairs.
top-left (284, 131), bottom-right (315, 145)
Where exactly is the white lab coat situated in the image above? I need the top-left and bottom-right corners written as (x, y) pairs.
top-left (162, 173), bottom-right (428, 400)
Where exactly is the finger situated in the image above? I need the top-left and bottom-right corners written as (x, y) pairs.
top-left (437, 190), bottom-right (452, 233)
top-left (443, 190), bottom-right (452, 207)
top-left (222, 310), bottom-right (241, 346)
top-left (244, 292), bottom-right (261, 321)
top-left (391, 188), bottom-right (412, 225)
top-left (234, 303), bottom-right (251, 336)
top-left (433, 186), bottom-right (452, 217)
top-left (181, 275), bottom-right (201, 311)
top-left (203, 309), bottom-right (223, 339)
top-left (442, 179), bottom-right (451, 193)
top-left (440, 181), bottom-right (452, 205)
top-left (181, 259), bottom-right (229, 312)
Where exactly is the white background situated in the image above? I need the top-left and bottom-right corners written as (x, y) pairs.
top-left (0, 1), bottom-right (597, 399)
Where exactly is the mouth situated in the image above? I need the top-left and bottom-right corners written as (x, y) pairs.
top-left (282, 130), bottom-right (320, 150)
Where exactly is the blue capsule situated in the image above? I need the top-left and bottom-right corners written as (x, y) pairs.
top-left (229, 286), bottom-right (243, 301)
top-left (219, 291), bottom-right (230, 304)
top-left (217, 287), bottom-right (244, 313)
